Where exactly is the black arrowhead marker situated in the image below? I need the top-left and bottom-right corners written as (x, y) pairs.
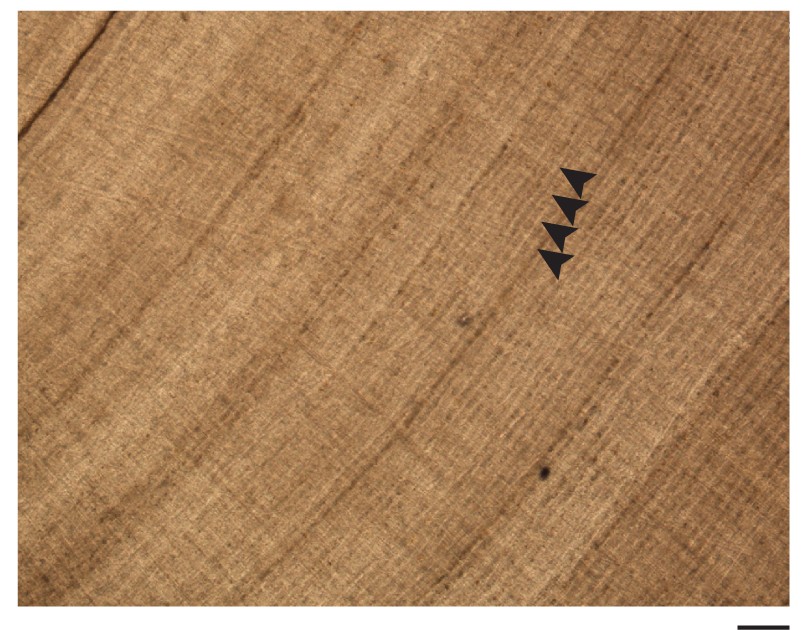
top-left (552, 195), bottom-right (588, 225)
top-left (541, 222), bottom-right (578, 252)
top-left (560, 168), bottom-right (597, 198)
top-left (538, 249), bottom-right (574, 280)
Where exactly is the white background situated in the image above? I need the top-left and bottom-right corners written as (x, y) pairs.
top-left (4, 1), bottom-right (800, 627)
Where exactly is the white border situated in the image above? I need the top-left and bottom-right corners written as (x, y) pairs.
top-left (5, 2), bottom-right (796, 9)
top-left (5, 2), bottom-right (799, 628)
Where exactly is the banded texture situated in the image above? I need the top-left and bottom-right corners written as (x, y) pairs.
top-left (19, 11), bottom-right (788, 605)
